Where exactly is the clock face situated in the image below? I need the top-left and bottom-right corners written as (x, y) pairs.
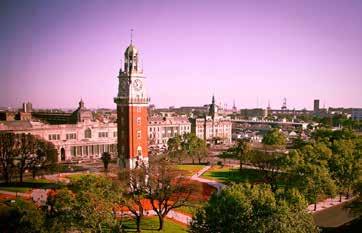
top-left (133, 79), bottom-right (143, 91)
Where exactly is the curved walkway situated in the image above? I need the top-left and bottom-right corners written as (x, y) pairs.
top-left (191, 165), bottom-right (225, 191)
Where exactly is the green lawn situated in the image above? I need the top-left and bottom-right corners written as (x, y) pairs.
top-left (201, 166), bottom-right (265, 184)
top-left (176, 164), bottom-right (205, 176)
top-left (0, 186), bottom-right (31, 193)
top-left (121, 216), bottom-right (187, 233)
top-left (0, 178), bottom-right (60, 193)
top-left (176, 201), bottom-right (203, 216)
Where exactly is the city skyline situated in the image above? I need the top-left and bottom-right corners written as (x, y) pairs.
top-left (1, 0), bottom-right (362, 109)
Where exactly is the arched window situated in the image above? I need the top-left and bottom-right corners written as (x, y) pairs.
top-left (137, 146), bottom-right (142, 157)
top-left (85, 128), bottom-right (92, 139)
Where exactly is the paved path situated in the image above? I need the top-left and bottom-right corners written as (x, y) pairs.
top-left (307, 196), bottom-right (354, 213)
top-left (117, 209), bottom-right (192, 225)
top-left (191, 165), bottom-right (225, 191)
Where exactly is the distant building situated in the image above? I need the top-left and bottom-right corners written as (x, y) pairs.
top-left (148, 116), bottom-right (191, 147)
top-left (23, 102), bottom-right (33, 113)
top-left (0, 101), bottom-right (117, 162)
top-left (352, 108), bottom-right (362, 120)
top-left (190, 96), bottom-right (232, 144)
top-left (314, 99), bottom-right (320, 113)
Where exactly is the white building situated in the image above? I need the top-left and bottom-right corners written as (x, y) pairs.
top-left (148, 116), bottom-right (191, 147)
top-left (352, 108), bottom-right (362, 121)
top-left (0, 101), bottom-right (118, 162)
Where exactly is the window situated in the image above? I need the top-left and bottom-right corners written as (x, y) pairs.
top-left (77, 146), bottom-right (82, 156)
top-left (137, 107), bottom-right (141, 112)
top-left (83, 146), bottom-right (88, 156)
top-left (66, 133), bottom-right (77, 140)
top-left (137, 130), bottom-right (141, 139)
top-left (113, 131), bottom-right (117, 137)
top-left (71, 146), bottom-right (76, 157)
top-left (98, 132), bottom-right (108, 138)
top-left (120, 117), bottom-right (124, 125)
top-left (137, 146), bottom-right (142, 156)
top-left (137, 117), bottom-right (141, 125)
top-left (49, 134), bottom-right (60, 141)
top-left (85, 128), bottom-right (92, 138)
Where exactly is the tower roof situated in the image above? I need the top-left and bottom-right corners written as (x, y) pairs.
top-left (124, 44), bottom-right (138, 56)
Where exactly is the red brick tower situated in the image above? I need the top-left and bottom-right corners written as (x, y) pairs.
top-left (114, 42), bottom-right (149, 169)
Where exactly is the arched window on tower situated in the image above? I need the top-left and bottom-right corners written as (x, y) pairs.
top-left (137, 146), bottom-right (142, 157)
top-left (85, 128), bottom-right (92, 139)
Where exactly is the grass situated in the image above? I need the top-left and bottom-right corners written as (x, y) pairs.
top-left (0, 178), bottom-right (60, 193)
top-left (121, 216), bottom-right (187, 233)
top-left (176, 201), bottom-right (203, 216)
top-left (176, 164), bottom-right (205, 176)
top-left (313, 200), bottom-right (357, 228)
top-left (201, 166), bottom-right (266, 184)
top-left (0, 186), bottom-right (31, 193)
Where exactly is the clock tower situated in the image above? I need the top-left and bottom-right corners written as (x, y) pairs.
top-left (114, 42), bottom-right (149, 169)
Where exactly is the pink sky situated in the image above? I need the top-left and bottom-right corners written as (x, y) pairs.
top-left (1, 0), bottom-right (361, 110)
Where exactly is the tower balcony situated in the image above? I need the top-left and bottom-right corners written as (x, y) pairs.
top-left (114, 97), bottom-right (150, 105)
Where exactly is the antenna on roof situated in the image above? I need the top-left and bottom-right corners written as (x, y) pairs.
top-left (130, 29), bottom-right (134, 44)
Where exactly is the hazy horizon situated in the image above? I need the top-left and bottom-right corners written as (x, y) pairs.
top-left (1, 0), bottom-right (362, 110)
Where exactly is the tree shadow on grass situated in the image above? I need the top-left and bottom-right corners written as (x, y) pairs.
top-left (207, 168), bottom-right (265, 184)
top-left (0, 182), bottom-right (62, 190)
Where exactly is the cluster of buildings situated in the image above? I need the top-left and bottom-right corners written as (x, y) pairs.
top-left (1, 42), bottom-right (360, 167)
top-left (0, 42), bottom-right (232, 166)
top-left (0, 100), bottom-right (118, 162)
top-left (0, 95), bottom-right (232, 163)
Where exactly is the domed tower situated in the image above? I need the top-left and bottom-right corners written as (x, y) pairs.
top-left (114, 40), bottom-right (149, 169)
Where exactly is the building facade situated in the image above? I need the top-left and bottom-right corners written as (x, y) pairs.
top-left (148, 116), bottom-right (191, 147)
top-left (114, 43), bottom-right (149, 169)
top-left (0, 101), bottom-right (117, 162)
top-left (352, 108), bottom-right (362, 121)
top-left (191, 96), bottom-right (232, 144)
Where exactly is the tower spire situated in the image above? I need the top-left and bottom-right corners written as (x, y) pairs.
top-left (130, 29), bottom-right (134, 45)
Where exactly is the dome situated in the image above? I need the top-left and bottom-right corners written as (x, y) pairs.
top-left (124, 44), bottom-right (138, 56)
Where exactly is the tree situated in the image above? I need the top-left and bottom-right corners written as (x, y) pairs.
top-left (167, 135), bottom-right (185, 164)
top-left (119, 165), bottom-right (148, 233)
top-left (194, 138), bottom-right (208, 164)
top-left (47, 175), bottom-right (123, 232)
top-left (329, 139), bottom-right (361, 200)
top-left (0, 132), bottom-right (57, 183)
top-left (182, 133), bottom-right (198, 164)
top-left (29, 140), bottom-right (57, 179)
top-left (0, 132), bottom-right (16, 183)
top-left (145, 155), bottom-right (197, 230)
top-left (168, 133), bottom-right (208, 164)
top-left (346, 179), bottom-right (362, 217)
top-left (189, 183), bottom-right (318, 233)
top-left (293, 163), bottom-right (336, 211)
top-left (249, 150), bottom-right (287, 192)
top-left (101, 152), bottom-right (111, 172)
top-left (0, 198), bottom-right (45, 233)
top-left (262, 128), bottom-right (286, 146)
top-left (221, 139), bottom-right (251, 172)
